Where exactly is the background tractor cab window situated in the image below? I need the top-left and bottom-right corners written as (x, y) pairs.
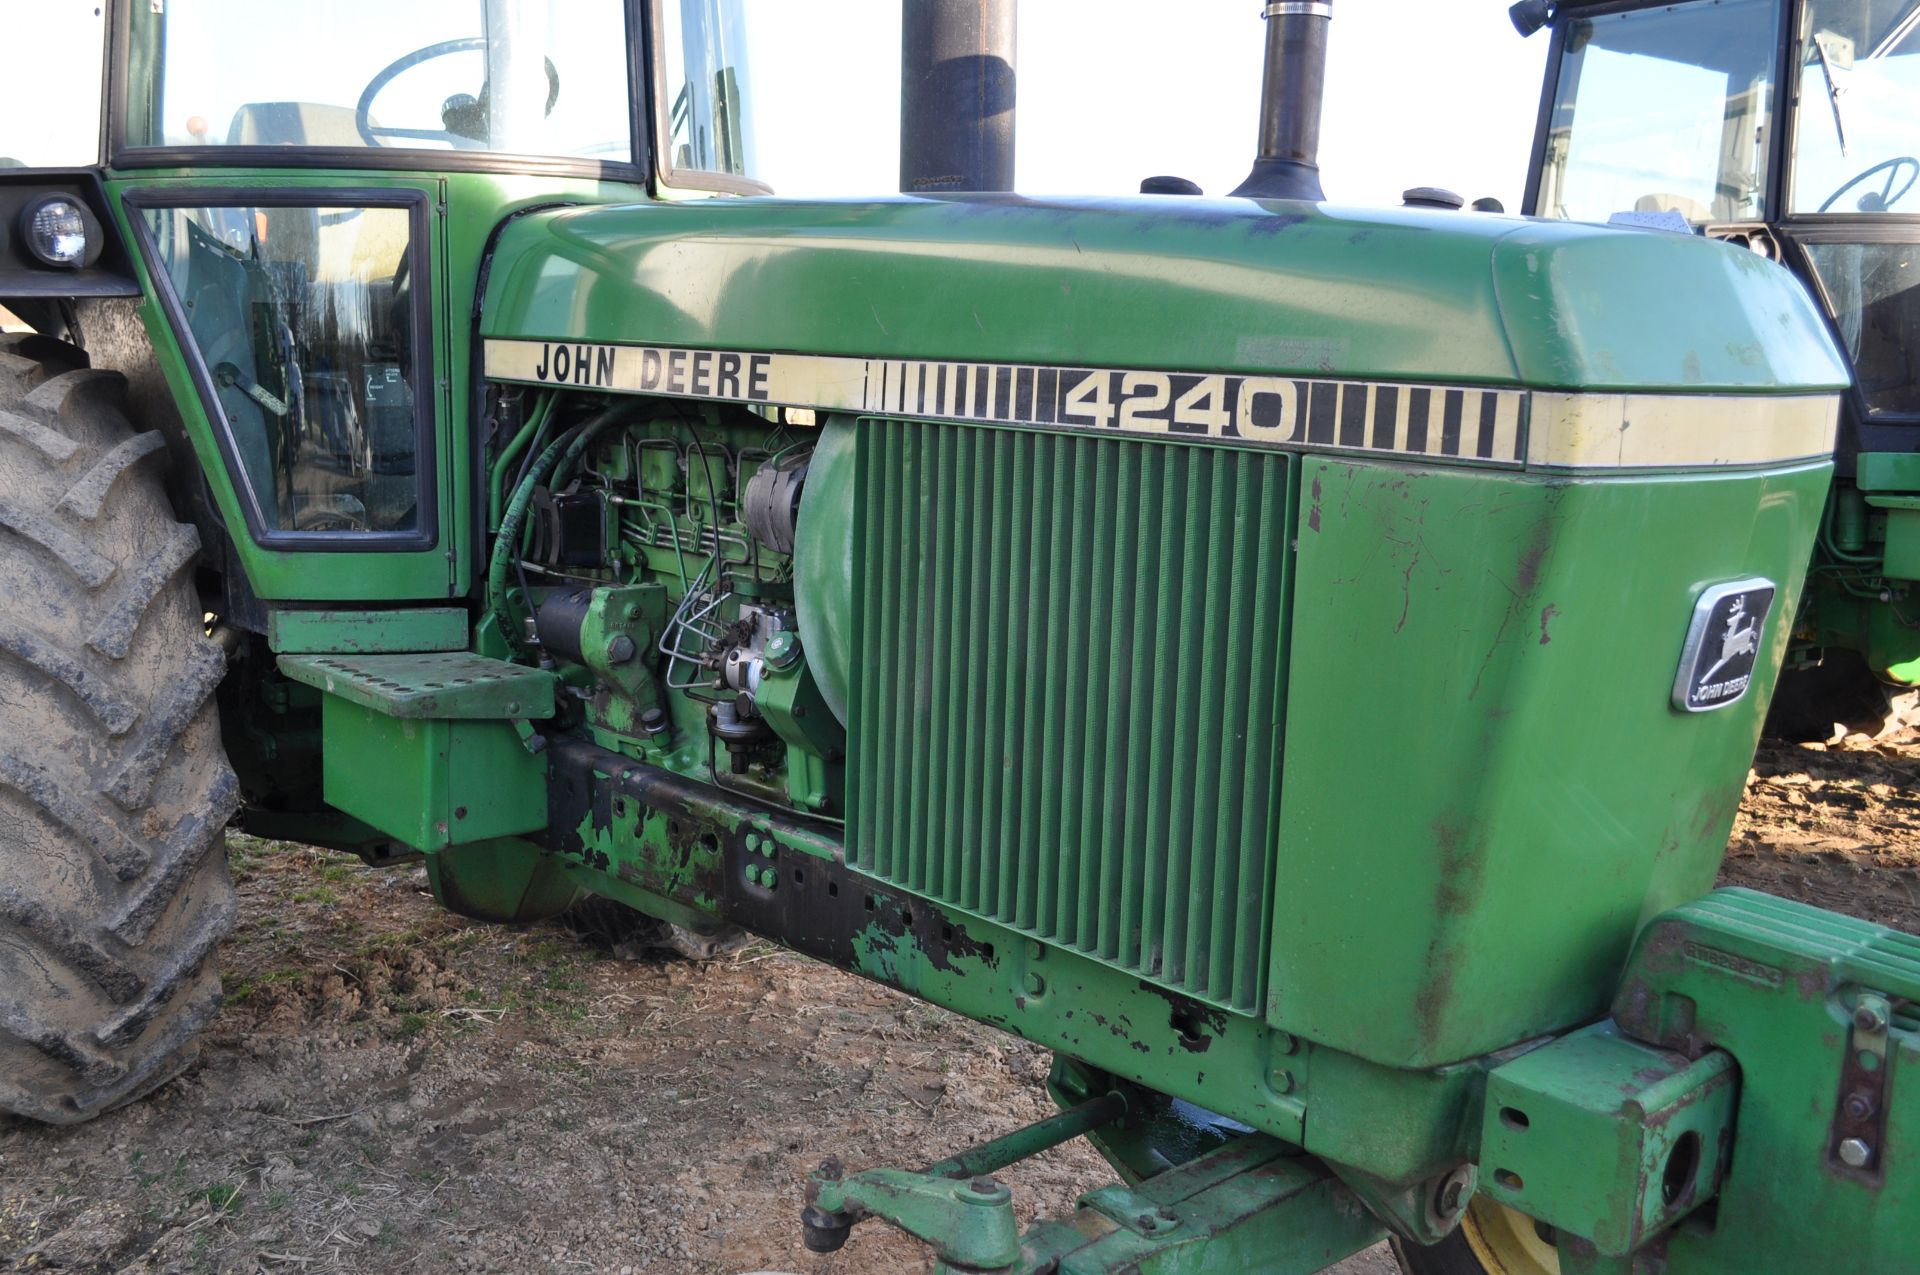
top-left (124, 0), bottom-right (633, 161)
top-left (1538, 0), bottom-right (1782, 224)
top-left (1792, 0), bottom-right (1920, 213)
top-left (1793, 1), bottom-right (1920, 420)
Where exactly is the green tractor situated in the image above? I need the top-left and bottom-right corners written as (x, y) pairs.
top-left (1516, 0), bottom-right (1920, 734)
top-left (0, 2), bottom-right (1910, 1273)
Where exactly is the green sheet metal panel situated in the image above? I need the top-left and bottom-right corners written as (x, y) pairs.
top-left (846, 419), bottom-right (1294, 1014)
top-left (316, 700), bottom-right (547, 852)
top-left (480, 196), bottom-right (1847, 395)
top-left (1270, 456), bottom-right (1832, 1068)
top-left (267, 607), bottom-right (468, 654)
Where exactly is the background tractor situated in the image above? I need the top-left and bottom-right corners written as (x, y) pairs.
top-left (0, 3), bottom-right (1911, 1273)
top-left (1517, 0), bottom-right (1920, 737)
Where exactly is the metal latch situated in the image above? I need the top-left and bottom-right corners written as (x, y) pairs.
top-left (1829, 990), bottom-right (1895, 1180)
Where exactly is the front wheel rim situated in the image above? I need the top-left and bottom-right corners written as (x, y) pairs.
top-left (1460, 1200), bottom-right (1561, 1275)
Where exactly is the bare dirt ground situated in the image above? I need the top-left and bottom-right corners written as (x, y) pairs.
top-left (1721, 709), bottom-right (1920, 934)
top-left (5, 716), bottom-right (1917, 1275)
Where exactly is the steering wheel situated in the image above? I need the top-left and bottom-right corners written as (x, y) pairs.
top-left (1820, 156), bottom-right (1920, 213)
top-left (355, 38), bottom-right (560, 148)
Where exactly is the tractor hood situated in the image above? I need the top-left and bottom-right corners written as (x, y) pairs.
top-left (479, 195), bottom-right (1848, 395)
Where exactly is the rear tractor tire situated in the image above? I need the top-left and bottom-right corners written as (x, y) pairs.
top-left (1391, 1199), bottom-right (1562, 1275)
top-left (0, 333), bottom-right (239, 1124)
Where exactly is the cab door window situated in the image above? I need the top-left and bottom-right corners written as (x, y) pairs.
top-left (135, 193), bottom-right (432, 543)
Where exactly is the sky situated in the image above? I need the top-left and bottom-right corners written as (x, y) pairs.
top-left (749, 3), bottom-right (1550, 210)
top-left (1, 2), bottom-right (1550, 212)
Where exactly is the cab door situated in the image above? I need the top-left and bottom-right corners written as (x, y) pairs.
top-left (118, 178), bottom-right (455, 601)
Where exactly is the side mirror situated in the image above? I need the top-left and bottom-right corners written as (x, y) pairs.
top-left (1510, 0), bottom-right (1554, 38)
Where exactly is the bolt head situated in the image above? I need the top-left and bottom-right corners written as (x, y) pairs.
top-left (961, 1176), bottom-right (1008, 1203)
top-left (1269, 1068), bottom-right (1294, 1094)
top-left (1854, 1002), bottom-right (1889, 1033)
top-left (1840, 1137), bottom-right (1874, 1169)
top-left (1024, 972), bottom-right (1046, 996)
top-left (1845, 1092), bottom-right (1878, 1121)
top-left (1433, 1166), bottom-right (1474, 1217)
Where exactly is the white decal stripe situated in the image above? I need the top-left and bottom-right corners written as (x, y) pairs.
top-left (479, 339), bottom-right (1834, 470)
top-left (1527, 393), bottom-right (1837, 469)
top-left (1491, 392), bottom-right (1523, 463)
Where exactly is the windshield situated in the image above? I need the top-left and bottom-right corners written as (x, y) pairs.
top-left (125, 1), bottom-right (633, 163)
top-left (1538, 0), bottom-right (1781, 224)
top-left (1793, 0), bottom-right (1920, 212)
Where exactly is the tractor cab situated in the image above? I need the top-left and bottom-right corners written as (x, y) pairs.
top-left (1523, 0), bottom-right (1920, 690)
top-left (0, 0), bottom-right (758, 603)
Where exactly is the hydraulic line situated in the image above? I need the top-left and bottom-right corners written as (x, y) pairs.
top-left (489, 391), bottom-right (555, 533)
top-left (487, 409), bottom-right (624, 649)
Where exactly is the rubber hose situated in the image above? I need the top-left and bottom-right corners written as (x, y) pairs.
top-left (487, 412), bottom-right (624, 648)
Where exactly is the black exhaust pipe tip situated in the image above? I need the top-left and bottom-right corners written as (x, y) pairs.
top-left (1234, 0), bottom-right (1331, 201)
top-left (1230, 157), bottom-right (1325, 203)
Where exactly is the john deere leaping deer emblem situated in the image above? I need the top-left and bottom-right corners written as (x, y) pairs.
top-left (1698, 596), bottom-right (1760, 688)
top-left (1674, 580), bottom-right (1777, 713)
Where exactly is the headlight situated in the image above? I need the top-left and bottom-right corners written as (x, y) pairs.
top-left (21, 197), bottom-right (89, 268)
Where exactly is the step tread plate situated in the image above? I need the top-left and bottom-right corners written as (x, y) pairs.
top-left (278, 652), bottom-right (555, 720)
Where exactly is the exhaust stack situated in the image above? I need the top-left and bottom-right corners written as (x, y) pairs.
top-left (1231, 1), bottom-right (1331, 201)
top-left (900, 0), bottom-right (1017, 194)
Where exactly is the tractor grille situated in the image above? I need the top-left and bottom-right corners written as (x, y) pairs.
top-left (847, 420), bottom-right (1293, 1013)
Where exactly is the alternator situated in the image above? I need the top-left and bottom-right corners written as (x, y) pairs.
top-left (742, 453), bottom-right (809, 554)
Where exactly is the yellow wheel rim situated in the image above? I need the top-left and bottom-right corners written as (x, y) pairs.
top-left (1460, 1200), bottom-right (1561, 1275)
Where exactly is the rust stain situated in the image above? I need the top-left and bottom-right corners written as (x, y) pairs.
top-left (1539, 604), bottom-right (1559, 645)
top-left (1414, 816), bottom-right (1489, 1047)
top-left (1308, 474), bottom-right (1323, 533)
